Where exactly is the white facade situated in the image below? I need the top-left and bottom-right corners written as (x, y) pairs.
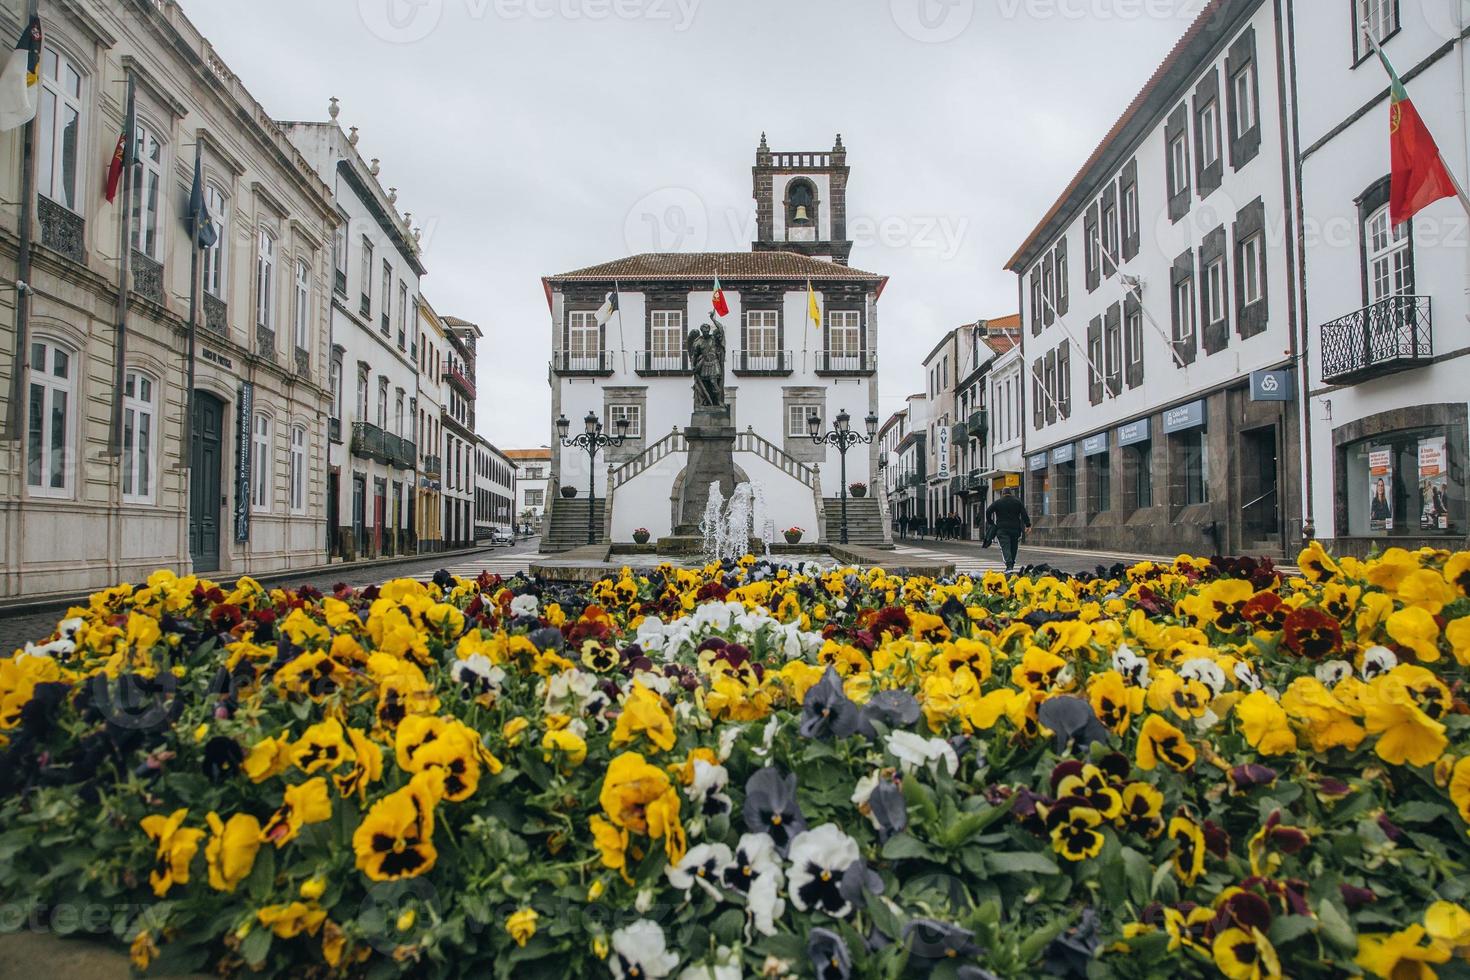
top-left (1294, 3), bottom-right (1469, 553)
top-left (0, 0), bottom-right (336, 596)
top-left (509, 450), bottom-right (551, 528)
top-left (986, 341), bottom-right (1026, 488)
top-left (441, 318), bottom-right (480, 549)
top-left (414, 299), bottom-right (447, 550)
top-left (475, 437), bottom-right (514, 539)
top-left (1008, 0), bottom-right (1302, 556)
top-left (283, 118), bottom-right (425, 559)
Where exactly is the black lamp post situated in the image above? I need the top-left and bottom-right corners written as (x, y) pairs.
top-left (555, 410), bottom-right (629, 545)
top-left (808, 408), bottom-right (879, 545)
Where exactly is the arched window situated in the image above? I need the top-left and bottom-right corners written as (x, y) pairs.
top-left (26, 338), bottom-right (75, 495)
top-left (256, 229), bottom-right (276, 331)
top-left (130, 122), bottom-right (165, 258)
top-left (38, 44), bottom-right (84, 213)
top-left (202, 183), bottom-right (228, 298)
top-left (1365, 203), bottom-right (1412, 303)
top-left (122, 370), bottom-right (155, 502)
top-left (251, 412), bottom-right (272, 512)
top-left (289, 425), bottom-right (307, 514)
top-left (785, 178), bottom-right (817, 229)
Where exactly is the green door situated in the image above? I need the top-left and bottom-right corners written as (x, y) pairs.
top-left (190, 392), bottom-right (223, 573)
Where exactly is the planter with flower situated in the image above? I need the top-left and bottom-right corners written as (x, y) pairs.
top-left (559, 485), bottom-right (578, 499)
top-left (848, 482), bottom-right (867, 498)
top-left (631, 528), bottom-right (651, 544)
top-left (783, 526), bottom-right (804, 544)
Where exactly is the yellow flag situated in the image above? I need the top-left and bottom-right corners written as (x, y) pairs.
top-left (807, 280), bottom-right (821, 329)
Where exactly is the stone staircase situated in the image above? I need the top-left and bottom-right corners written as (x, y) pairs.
top-left (540, 499), bottom-right (607, 553)
top-left (820, 497), bottom-right (889, 547)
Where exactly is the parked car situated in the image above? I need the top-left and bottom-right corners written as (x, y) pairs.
top-left (487, 527), bottom-right (514, 545)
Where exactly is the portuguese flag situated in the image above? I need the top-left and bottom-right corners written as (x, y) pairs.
top-left (1377, 48), bottom-right (1459, 226)
top-left (711, 275), bottom-right (729, 317)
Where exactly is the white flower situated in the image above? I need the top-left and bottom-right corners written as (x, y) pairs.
top-left (1179, 657), bottom-right (1227, 698)
top-left (636, 616), bottom-right (669, 652)
top-left (610, 920), bottom-right (681, 980)
top-left (633, 669), bottom-right (673, 697)
top-left (1112, 644), bottom-right (1149, 687)
top-left (746, 866), bottom-right (786, 937)
top-left (687, 760), bottom-right (732, 819)
top-left (1192, 707), bottom-right (1222, 734)
top-left (850, 771), bottom-right (880, 809)
top-left (786, 823), bottom-right (861, 918)
top-left (1315, 659), bottom-right (1353, 687)
top-left (450, 653), bottom-right (504, 692)
top-left (1055, 663), bottom-right (1076, 689)
top-left (666, 842), bottom-right (731, 899)
top-left (1361, 645), bottom-right (1398, 680)
top-left (676, 946), bottom-right (741, 980)
top-left (885, 730), bottom-right (958, 776)
top-left (634, 888), bottom-right (655, 914)
top-left (753, 715), bottom-right (781, 757)
top-left (1233, 661), bottom-right (1263, 692)
top-left (717, 724), bottom-right (742, 761)
top-left (509, 593), bottom-right (539, 618)
top-left (691, 602), bottom-right (734, 634)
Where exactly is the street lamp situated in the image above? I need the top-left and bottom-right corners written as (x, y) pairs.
top-left (555, 410), bottom-right (629, 545)
top-left (809, 408), bottom-right (879, 545)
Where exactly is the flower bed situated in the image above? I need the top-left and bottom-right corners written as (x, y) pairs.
top-left (2, 544), bottom-right (1470, 978)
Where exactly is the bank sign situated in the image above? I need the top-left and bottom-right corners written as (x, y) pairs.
top-left (1250, 368), bottom-right (1294, 402)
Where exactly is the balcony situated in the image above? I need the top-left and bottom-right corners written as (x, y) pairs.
top-left (255, 325), bottom-right (276, 362)
top-left (423, 454), bottom-right (442, 478)
top-left (815, 351), bottom-right (876, 376)
top-left (951, 422), bottom-right (967, 442)
top-left (967, 471), bottom-right (986, 491)
top-left (351, 421), bottom-right (390, 463)
top-left (328, 417), bottom-right (342, 444)
top-left (731, 350), bottom-right (793, 376)
top-left (968, 409), bottom-right (988, 443)
top-left (553, 351), bottom-right (614, 376)
top-left (387, 434), bottom-right (417, 470)
top-left (1321, 295), bottom-right (1433, 384)
top-left (635, 351), bottom-right (693, 376)
top-left (949, 474), bottom-right (966, 494)
top-left (447, 365), bottom-right (476, 398)
top-left (294, 346), bottom-right (310, 377)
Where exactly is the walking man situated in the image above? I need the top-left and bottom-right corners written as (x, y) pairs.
top-left (984, 488), bottom-right (1032, 573)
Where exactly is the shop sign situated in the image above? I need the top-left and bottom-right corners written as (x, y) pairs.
top-left (1250, 368), bottom-right (1293, 402)
top-left (1162, 399), bottom-right (1206, 433)
top-left (1117, 418), bottom-right (1151, 446)
top-left (1082, 433), bottom-right (1109, 457)
top-left (1029, 452), bottom-right (1048, 471)
top-left (1051, 443), bottom-right (1076, 465)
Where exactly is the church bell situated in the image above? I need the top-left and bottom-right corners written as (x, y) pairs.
top-left (793, 204), bottom-right (810, 224)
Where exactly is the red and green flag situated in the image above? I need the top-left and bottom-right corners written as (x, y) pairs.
top-left (711, 275), bottom-right (729, 317)
top-left (1376, 48), bottom-right (1459, 225)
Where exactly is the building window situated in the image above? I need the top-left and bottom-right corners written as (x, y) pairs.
top-left (1172, 275), bottom-right (1197, 353)
top-left (1366, 204), bottom-right (1412, 302)
top-left (377, 377), bottom-right (389, 429)
top-left (26, 340), bottom-right (73, 495)
top-left (1056, 461), bottom-right (1076, 514)
top-left (1238, 232), bottom-right (1265, 307)
top-left (1055, 242), bottom-right (1069, 313)
top-left (1125, 308), bottom-right (1144, 386)
top-left (1205, 256), bottom-right (1228, 328)
top-left (650, 310), bottom-right (684, 367)
top-left (381, 260), bottom-right (392, 335)
top-left (256, 229), bottom-right (275, 329)
top-left (251, 413), bottom-right (271, 513)
top-left (332, 222), bottom-right (347, 294)
top-left (609, 404), bottom-right (642, 438)
top-left (294, 259), bottom-right (310, 351)
top-left (397, 281), bottom-right (408, 349)
top-left (330, 356), bottom-right (343, 420)
top-left (525, 488), bottom-right (543, 507)
top-left (1198, 99), bottom-right (1220, 171)
top-left (1101, 198), bottom-right (1119, 270)
top-left (1356, 0), bottom-right (1399, 60)
top-left (1087, 324), bottom-right (1103, 405)
top-left (1041, 259), bottom-right (1055, 320)
top-left (788, 404), bottom-right (819, 437)
top-left (1178, 430), bottom-right (1209, 506)
top-left (1032, 470), bottom-right (1051, 517)
top-left (1122, 182), bottom-right (1139, 249)
top-left (1104, 312), bottom-right (1122, 394)
top-left (1231, 62), bottom-right (1257, 139)
top-left (130, 122), bottom-right (164, 259)
top-left (1029, 271), bottom-right (1042, 334)
top-left (203, 184), bottom-right (228, 298)
top-left (568, 310), bottom-right (601, 368)
top-left (745, 310), bottom-right (780, 355)
top-left (1168, 133), bottom-right (1190, 202)
top-left (37, 46), bottom-right (84, 213)
top-left (1090, 453), bottom-right (1111, 512)
top-left (1343, 427), bottom-right (1461, 536)
top-left (361, 237), bottom-right (374, 312)
top-left (395, 390), bottom-right (405, 437)
top-left (122, 370), bottom-right (154, 502)
top-left (356, 367), bottom-right (368, 421)
top-left (290, 425), bottom-right (306, 514)
top-left (828, 310), bottom-right (861, 365)
top-left (1129, 443), bottom-right (1153, 509)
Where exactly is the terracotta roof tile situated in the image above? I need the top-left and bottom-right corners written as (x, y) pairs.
top-left (504, 449), bottom-right (552, 461)
top-left (546, 251), bottom-right (887, 284)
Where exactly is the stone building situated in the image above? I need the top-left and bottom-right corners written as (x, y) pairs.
top-left (952, 317), bottom-right (1020, 537)
top-left (281, 113), bottom-right (425, 560)
top-left (1006, 0), bottom-right (1302, 558)
top-left (1294, 2), bottom-right (1469, 556)
top-left (540, 135), bottom-right (889, 550)
top-left (0, 0), bottom-right (336, 597)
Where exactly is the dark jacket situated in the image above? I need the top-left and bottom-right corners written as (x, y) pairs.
top-left (985, 495), bottom-right (1031, 534)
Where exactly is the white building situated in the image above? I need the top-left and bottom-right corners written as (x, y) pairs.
top-left (539, 136), bottom-right (888, 550)
top-left (282, 114), bottom-right (425, 560)
top-left (414, 298), bottom-right (448, 551)
top-left (920, 330), bottom-right (959, 531)
top-left (507, 448), bottom-right (551, 530)
top-left (984, 333), bottom-right (1026, 503)
top-left (440, 316), bottom-right (480, 549)
top-left (953, 316), bottom-right (1021, 537)
top-left (475, 437), bottom-right (515, 541)
top-left (891, 393), bottom-right (929, 532)
top-left (0, 0), bottom-right (336, 596)
top-left (1294, 3), bottom-right (1467, 555)
top-left (1006, 0), bottom-right (1302, 558)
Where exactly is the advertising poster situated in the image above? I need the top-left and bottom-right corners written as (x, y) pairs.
top-left (1419, 436), bottom-right (1450, 531)
top-left (1369, 447), bottom-right (1393, 531)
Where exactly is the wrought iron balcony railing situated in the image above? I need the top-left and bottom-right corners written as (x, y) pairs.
top-left (815, 351), bottom-right (876, 376)
top-left (730, 350), bottom-right (793, 376)
top-left (553, 351), bottom-right (614, 376)
top-left (634, 351), bottom-right (693, 375)
top-left (422, 454), bottom-right (442, 478)
top-left (351, 421), bottom-right (389, 463)
top-left (952, 422), bottom-right (967, 442)
top-left (1321, 294), bottom-right (1432, 384)
top-left (968, 409), bottom-right (988, 443)
top-left (447, 365), bottom-right (476, 398)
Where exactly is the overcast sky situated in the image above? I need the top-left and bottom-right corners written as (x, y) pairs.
top-left (181, 0), bottom-right (1205, 449)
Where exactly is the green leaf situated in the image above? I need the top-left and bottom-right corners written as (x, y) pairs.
top-left (1269, 914), bottom-right (1317, 947)
top-left (1395, 801), bottom-right (1450, 824)
top-left (1318, 899), bottom-right (1358, 956)
top-left (239, 925), bottom-right (272, 967)
top-left (882, 833), bottom-right (940, 862)
top-left (985, 851), bottom-right (1061, 876)
top-left (711, 908), bottom-right (744, 946)
top-left (1121, 847), bottom-right (1152, 908)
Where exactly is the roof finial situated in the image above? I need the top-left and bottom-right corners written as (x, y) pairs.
top-left (759, 131), bottom-right (769, 150)
top-left (833, 133), bottom-right (844, 150)
top-left (347, 125), bottom-right (359, 146)
top-left (370, 158), bottom-right (381, 177)
top-left (328, 96), bottom-right (340, 120)
top-left (388, 187), bottom-right (398, 205)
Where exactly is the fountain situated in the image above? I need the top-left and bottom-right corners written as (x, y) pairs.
top-left (699, 481), bottom-right (774, 563)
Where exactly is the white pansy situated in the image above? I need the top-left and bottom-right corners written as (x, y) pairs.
top-left (676, 946), bottom-right (741, 980)
top-left (1055, 663), bottom-right (1076, 689)
top-left (1112, 644), bottom-right (1150, 687)
top-left (886, 730), bottom-right (958, 775)
top-left (1233, 661), bottom-right (1263, 692)
top-left (717, 724), bottom-right (742, 761)
top-left (633, 669), bottom-right (673, 697)
top-left (1179, 657), bottom-right (1227, 698)
top-left (634, 888), bottom-right (655, 914)
top-left (611, 919), bottom-right (681, 980)
top-left (450, 653), bottom-right (504, 691)
top-left (691, 602), bottom-right (734, 633)
top-left (509, 593), bottom-right (539, 617)
top-left (850, 770), bottom-right (880, 809)
top-left (636, 616), bottom-right (669, 652)
top-left (786, 823), bottom-right (861, 917)
top-left (746, 866), bottom-right (786, 937)
top-left (1315, 659), bottom-right (1353, 687)
top-left (687, 760), bottom-right (732, 812)
top-left (1361, 645), bottom-right (1398, 680)
top-left (665, 842), bottom-right (732, 900)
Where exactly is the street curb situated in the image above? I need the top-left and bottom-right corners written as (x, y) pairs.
top-left (0, 542), bottom-right (527, 622)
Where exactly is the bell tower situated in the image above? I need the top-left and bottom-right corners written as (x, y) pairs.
top-left (752, 133), bottom-right (853, 265)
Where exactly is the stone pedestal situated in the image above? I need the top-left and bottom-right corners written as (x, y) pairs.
top-left (675, 406), bottom-right (738, 535)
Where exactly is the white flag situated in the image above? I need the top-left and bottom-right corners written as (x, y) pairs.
top-left (594, 289), bottom-right (618, 326)
top-left (0, 17), bottom-right (41, 133)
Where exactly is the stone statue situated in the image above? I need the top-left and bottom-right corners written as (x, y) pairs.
top-left (688, 315), bottom-right (726, 409)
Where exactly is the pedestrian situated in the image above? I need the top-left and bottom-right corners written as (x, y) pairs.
top-left (984, 488), bottom-right (1032, 574)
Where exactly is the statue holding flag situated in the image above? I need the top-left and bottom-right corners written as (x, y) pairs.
top-left (688, 315), bottom-right (726, 409)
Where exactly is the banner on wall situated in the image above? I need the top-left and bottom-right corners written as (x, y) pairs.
top-left (1419, 436), bottom-right (1449, 530)
top-left (235, 382), bottom-right (254, 543)
top-left (936, 423), bottom-right (950, 479)
top-left (1368, 446), bottom-right (1394, 532)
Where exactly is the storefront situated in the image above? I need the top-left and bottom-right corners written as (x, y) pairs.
top-left (1029, 452), bottom-right (1050, 517)
top-left (1117, 419), bottom-right (1152, 511)
top-left (1332, 405), bottom-right (1465, 547)
top-left (1163, 399), bottom-right (1208, 510)
top-left (1082, 433), bottom-right (1110, 514)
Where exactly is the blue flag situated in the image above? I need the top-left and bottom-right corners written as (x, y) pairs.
top-left (187, 152), bottom-right (217, 249)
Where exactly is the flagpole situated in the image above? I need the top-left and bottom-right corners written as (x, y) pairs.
top-left (180, 137), bottom-right (203, 472)
top-left (613, 278), bottom-right (626, 373)
top-left (1363, 23), bottom-right (1470, 217)
top-left (3, 0), bottom-right (39, 443)
top-left (107, 70), bottom-right (136, 458)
